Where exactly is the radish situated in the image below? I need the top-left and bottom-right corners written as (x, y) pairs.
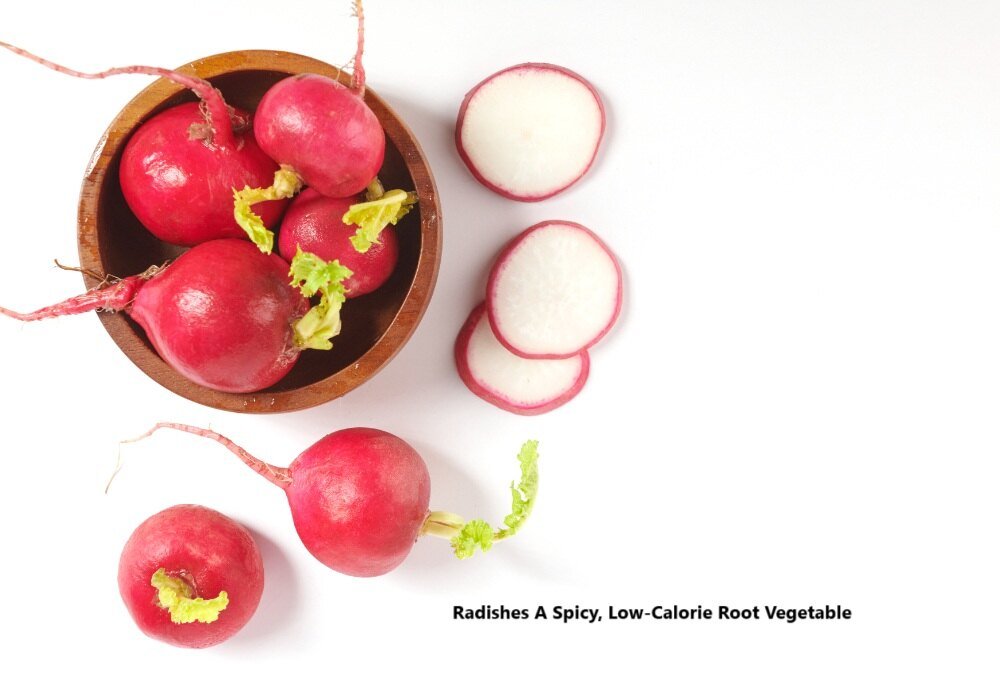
top-left (0, 239), bottom-right (353, 392)
top-left (456, 63), bottom-right (605, 201)
top-left (233, 1), bottom-right (416, 255)
top-left (456, 303), bottom-right (589, 415)
top-left (277, 181), bottom-right (413, 298)
top-left (252, 0), bottom-right (382, 199)
top-left (125, 424), bottom-right (539, 576)
top-left (0, 42), bottom-right (286, 247)
top-left (119, 504), bottom-right (264, 648)
top-left (488, 221), bottom-right (622, 359)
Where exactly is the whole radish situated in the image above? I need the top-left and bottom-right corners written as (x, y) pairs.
top-left (254, 0), bottom-right (382, 198)
top-left (0, 42), bottom-right (286, 247)
top-left (119, 504), bottom-right (264, 648)
top-left (278, 185), bottom-right (403, 298)
top-left (0, 240), bottom-right (353, 392)
top-left (234, 0), bottom-right (416, 256)
top-left (125, 424), bottom-right (539, 576)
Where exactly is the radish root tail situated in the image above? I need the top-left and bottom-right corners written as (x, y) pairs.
top-left (121, 423), bottom-right (293, 489)
top-left (351, 0), bottom-right (366, 96)
top-left (0, 41), bottom-right (239, 149)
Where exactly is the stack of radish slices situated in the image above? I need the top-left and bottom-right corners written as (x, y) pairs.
top-left (456, 221), bottom-right (622, 415)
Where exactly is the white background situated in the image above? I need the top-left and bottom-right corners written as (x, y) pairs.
top-left (2, 0), bottom-right (999, 674)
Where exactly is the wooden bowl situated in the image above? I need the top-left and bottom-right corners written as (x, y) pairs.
top-left (77, 51), bottom-right (441, 413)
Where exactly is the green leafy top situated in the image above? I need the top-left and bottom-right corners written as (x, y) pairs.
top-left (288, 247), bottom-right (353, 351)
top-left (428, 440), bottom-right (540, 560)
top-left (151, 568), bottom-right (229, 624)
top-left (343, 179), bottom-right (418, 253)
top-left (233, 166), bottom-right (303, 253)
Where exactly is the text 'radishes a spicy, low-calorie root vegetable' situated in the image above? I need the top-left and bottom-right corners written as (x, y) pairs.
top-left (0, 240), bottom-right (352, 392)
top-left (456, 303), bottom-right (590, 415)
top-left (456, 63), bottom-right (605, 201)
top-left (0, 42), bottom-right (286, 247)
top-left (119, 504), bottom-right (264, 649)
top-left (488, 220), bottom-right (622, 359)
top-left (233, 0), bottom-right (417, 260)
top-left (123, 424), bottom-right (539, 577)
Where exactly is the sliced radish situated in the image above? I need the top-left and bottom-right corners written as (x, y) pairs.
top-left (488, 221), bottom-right (622, 359)
top-left (456, 303), bottom-right (589, 415)
top-left (456, 63), bottom-right (605, 201)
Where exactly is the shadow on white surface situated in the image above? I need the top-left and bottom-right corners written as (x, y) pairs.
top-left (230, 526), bottom-right (301, 646)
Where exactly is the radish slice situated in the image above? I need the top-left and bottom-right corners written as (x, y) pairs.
top-left (456, 63), bottom-right (605, 201)
top-left (488, 221), bottom-right (622, 359)
top-left (456, 303), bottom-right (589, 415)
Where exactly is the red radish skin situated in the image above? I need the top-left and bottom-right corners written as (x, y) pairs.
top-left (0, 41), bottom-right (287, 246)
top-left (254, 73), bottom-right (384, 199)
top-left (286, 428), bottom-right (430, 576)
top-left (456, 63), bottom-right (605, 202)
top-left (0, 240), bottom-right (309, 393)
top-left (278, 188), bottom-right (399, 298)
top-left (125, 424), bottom-right (540, 574)
top-left (487, 221), bottom-right (623, 359)
top-left (118, 505), bottom-right (264, 649)
top-left (456, 303), bottom-right (589, 415)
top-left (120, 102), bottom-right (286, 246)
top-left (253, 1), bottom-right (384, 199)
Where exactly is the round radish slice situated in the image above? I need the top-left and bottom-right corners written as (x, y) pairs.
top-left (456, 303), bottom-right (589, 415)
top-left (488, 221), bottom-right (622, 359)
top-left (456, 63), bottom-right (605, 201)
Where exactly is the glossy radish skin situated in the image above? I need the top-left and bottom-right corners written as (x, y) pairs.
top-left (287, 428), bottom-right (430, 577)
top-left (121, 102), bottom-right (286, 246)
top-left (118, 505), bottom-right (264, 649)
top-left (488, 221), bottom-right (623, 359)
top-left (130, 239), bottom-right (308, 392)
top-left (456, 303), bottom-right (589, 415)
top-left (278, 188), bottom-right (399, 298)
top-left (0, 240), bottom-right (309, 393)
top-left (254, 73), bottom-right (385, 198)
top-left (456, 63), bottom-right (605, 201)
top-left (0, 41), bottom-right (287, 246)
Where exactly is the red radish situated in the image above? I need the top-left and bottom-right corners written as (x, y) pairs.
top-left (125, 424), bottom-right (540, 576)
top-left (488, 221), bottom-right (622, 359)
top-left (119, 504), bottom-right (264, 649)
top-left (278, 187), bottom-right (399, 298)
top-left (456, 303), bottom-right (589, 415)
top-left (0, 42), bottom-right (286, 247)
top-left (0, 239), bottom-right (354, 392)
top-left (253, 1), bottom-right (383, 199)
top-left (234, 1), bottom-right (417, 255)
top-left (456, 63), bottom-right (605, 201)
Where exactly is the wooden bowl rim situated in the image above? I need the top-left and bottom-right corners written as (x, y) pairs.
top-left (77, 49), bottom-right (441, 414)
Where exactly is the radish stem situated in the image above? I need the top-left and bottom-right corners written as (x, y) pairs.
top-left (0, 41), bottom-right (240, 149)
top-left (122, 423), bottom-right (292, 488)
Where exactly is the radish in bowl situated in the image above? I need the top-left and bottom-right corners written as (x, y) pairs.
top-left (0, 41), bottom-right (287, 247)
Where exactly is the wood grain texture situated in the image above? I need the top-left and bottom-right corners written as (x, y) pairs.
top-left (77, 51), bottom-right (441, 413)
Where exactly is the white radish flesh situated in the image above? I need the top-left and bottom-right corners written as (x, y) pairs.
top-left (456, 63), bottom-right (604, 201)
top-left (456, 303), bottom-right (589, 415)
top-left (488, 221), bottom-right (622, 359)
